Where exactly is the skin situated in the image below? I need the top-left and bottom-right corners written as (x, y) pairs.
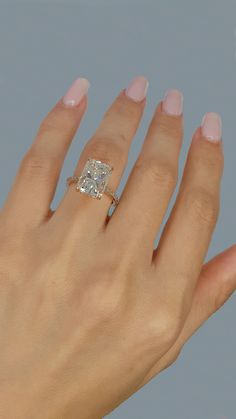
top-left (0, 88), bottom-right (235, 419)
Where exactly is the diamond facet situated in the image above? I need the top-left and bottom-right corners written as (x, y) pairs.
top-left (77, 159), bottom-right (112, 199)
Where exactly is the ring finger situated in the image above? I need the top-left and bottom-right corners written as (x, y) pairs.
top-left (54, 76), bottom-right (149, 231)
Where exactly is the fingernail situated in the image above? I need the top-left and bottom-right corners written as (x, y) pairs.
top-left (63, 78), bottom-right (90, 107)
top-left (201, 112), bottom-right (222, 142)
top-left (125, 76), bottom-right (149, 102)
top-left (162, 89), bottom-right (183, 116)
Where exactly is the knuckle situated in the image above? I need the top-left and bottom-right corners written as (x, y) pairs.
top-left (216, 149), bottom-right (224, 170)
top-left (115, 130), bottom-right (129, 146)
top-left (102, 130), bottom-right (128, 147)
top-left (80, 257), bottom-right (125, 323)
top-left (19, 148), bottom-right (55, 177)
top-left (105, 94), bottom-right (140, 121)
top-left (164, 348), bottom-right (182, 370)
top-left (38, 108), bottom-right (75, 137)
top-left (170, 347), bottom-right (182, 365)
top-left (146, 310), bottom-right (181, 350)
top-left (212, 284), bottom-right (234, 313)
top-left (89, 282), bottom-right (123, 323)
top-left (204, 152), bottom-right (224, 172)
top-left (158, 116), bottom-right (183, 141)
top-left (38, 115), bottom-right (62, 137)
top-left (135, 158), bottom-right (177, 189)
top-left (197, 145), bottom-right (224, 173)
top-left (184, 187), bottom-right (219, 226)
top-left (84, 135), bottom-right (126, 166)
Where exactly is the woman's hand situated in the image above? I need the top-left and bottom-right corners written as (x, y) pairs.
top-left (0, 76), bottom-right (235, 419)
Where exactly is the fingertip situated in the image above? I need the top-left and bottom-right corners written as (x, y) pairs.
top-left (162, 89), bottom-right (183, 116)
top-left (125, 76), bottom-right (149, 103)
top-left (62, 77), bottom-right (90, 108)
top-left (201, 112), bottom-right (222, 143)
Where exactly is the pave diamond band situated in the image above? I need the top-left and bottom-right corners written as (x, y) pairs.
top-left (66, 158), bottom-right (119, 208)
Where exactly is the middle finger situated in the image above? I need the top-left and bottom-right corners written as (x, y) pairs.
top-left (107, 90), bottom-right (183, 261)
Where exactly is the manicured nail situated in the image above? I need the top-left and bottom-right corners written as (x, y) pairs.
top-left (201, 112), bottom-right (222, 142)
top-left (162, 89), bottom-right (183, 116)
top-left (125, 76), bottom-right (149, 102)
top-left (63, 78), bottom-right (90, 107)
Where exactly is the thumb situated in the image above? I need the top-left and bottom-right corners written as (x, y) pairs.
top-left (141, 244), bottom-right (236, 385)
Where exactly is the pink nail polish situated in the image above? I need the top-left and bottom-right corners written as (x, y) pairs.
top-left (162, 89), bottom-right (183, 116)
top-left (63, 78), bottom-right (90, 107)
top-left (125, 76), bottom-right (149, 102)
top-left (201, 112), bottom-right (222, 142)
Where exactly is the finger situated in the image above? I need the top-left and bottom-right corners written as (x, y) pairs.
top-left (141, 245), bottom-right (236, 385)
top-left (155, 113), bottom-right (223, 315)
top-left (106, 90), bottom-right (183, 261)
top-left (175, 244), bottom-right (236, 346)
top-left (3, 78), bottom-right (90, 229)
top-left (54, 76), bottom-right (148, 230)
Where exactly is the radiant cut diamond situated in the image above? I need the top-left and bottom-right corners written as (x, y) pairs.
top-left (77, 159), bottom-right (113, 199)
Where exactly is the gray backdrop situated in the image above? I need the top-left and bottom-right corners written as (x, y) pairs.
top-left (0, 1), bottom-right (235, 418)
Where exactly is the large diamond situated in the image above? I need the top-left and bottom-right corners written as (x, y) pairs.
top-left (76, 159), bottom-right (112, 199)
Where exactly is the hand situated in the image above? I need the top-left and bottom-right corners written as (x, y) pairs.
top-left (0, 76), bottom-right (235, 419)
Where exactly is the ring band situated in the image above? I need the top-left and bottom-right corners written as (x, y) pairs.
top-left (67, 158), bottom-right (119, 208)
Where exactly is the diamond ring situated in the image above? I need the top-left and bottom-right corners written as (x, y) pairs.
top-left (67, 158), bottom-right (119, 208)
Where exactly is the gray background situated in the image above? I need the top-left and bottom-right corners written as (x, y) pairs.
top-left (0, 1), bottom-right (235, 418)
